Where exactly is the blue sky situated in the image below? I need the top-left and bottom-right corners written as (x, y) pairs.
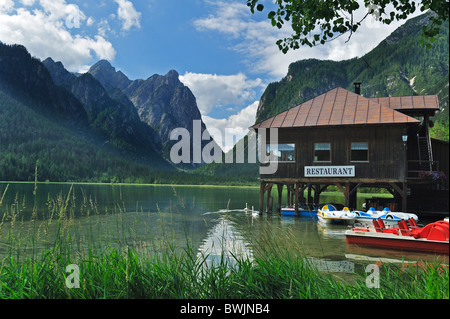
top-left (0, 0), bottom-right (421, 151)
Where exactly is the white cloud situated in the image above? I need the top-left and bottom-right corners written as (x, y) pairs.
top-left (193, 1), bottom-right (249, 37)
top-left (194, 0), bottom-right (423, 79)
top-left (203, 101), bottom-right (259, 152)
top-left (180, 69), bottom-right (262, 152)
top-left (0, 0), bottom-right (14, 13)
top-left (0, 1), bottom-right (116, 72)
top-left (323, 15), bottom-right (415, 61)
top-left (97, 18), bottom-right (113, 37)
top-left (193, 1), bottom-right (307, 78)
top-left (87, 16), bottom-right (95, 26)
top-left (179, 72), bottom-right (263, 115)
top-left (20, 0), bottom-right (35, 5)
top-left (114, 0), bottom-right (141, 31)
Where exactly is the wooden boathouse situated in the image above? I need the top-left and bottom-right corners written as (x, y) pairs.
top-left (251, 86), bottom-right (448, 216)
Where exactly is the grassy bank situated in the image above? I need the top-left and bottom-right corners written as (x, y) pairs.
top-left (0, 185), bottom-right (447, 299)
top-left (0, 239), bottom-right (448, 299)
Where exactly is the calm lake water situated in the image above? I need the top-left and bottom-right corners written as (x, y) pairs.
top-left (0, 182), bottom-right (447, 278)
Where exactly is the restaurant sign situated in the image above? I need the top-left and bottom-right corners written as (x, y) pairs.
top-left (304, 166), bottom-right (355, 177)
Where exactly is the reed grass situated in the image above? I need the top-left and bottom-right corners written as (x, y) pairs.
top-left (0, 184), bottom-right (448, 299)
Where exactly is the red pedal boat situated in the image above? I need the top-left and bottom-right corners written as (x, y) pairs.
top-left (345, 218), bottom-right (449, 254)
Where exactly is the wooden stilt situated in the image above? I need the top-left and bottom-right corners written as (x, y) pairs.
top-left (344, 183), bottom-right (350, 207)
top-left (313, 184), bottom-right (320, 204)
top-left (307, 183), bottom-right (312, 204)
top-left (402, 183), bottom-right (408, 212)
top-left (298, 183), bottom-right (306, 204)
top-left (266, 183), bottom-right (273, 213)
top-left (259, 182), bottom-right (265, 215)
top-left (295, 182), bottom-right (299, 216)
top-left (389, 182), bottom-right (408, 212)
top-left (277, 184), bottom-right (283, 215)
top-left (349, 183), bottom-right (361, 209)
top-left (287, 186), bottom-right (291, 207)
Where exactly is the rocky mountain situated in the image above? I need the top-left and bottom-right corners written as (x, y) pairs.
top-left (0, 44), bottom-right (88, 125)
top-left (43, 57), bottom-right (221, 167)
top-left (43, 57), bottom-right (161, 157)
top-left (88, 59), bottom-right (131, 91)
top-left (0, 43), bottom-right (173, 183)
top-left (256, 12), bottom-right (449, 127)
top-left (0, 40), bottom-right (223, 184)
top-left (88, 60), bottom-right (220, 166)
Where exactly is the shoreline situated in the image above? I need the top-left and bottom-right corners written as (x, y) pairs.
top-left (0, 181), bottom-right (397, 194)
top-left (0, 180), bottom-right (261, 189)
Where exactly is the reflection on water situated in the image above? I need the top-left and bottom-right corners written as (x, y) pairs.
top-left (316, 221), bottom-right (348, 240)
top-left (198, 214), bottom-right (253, 268)
top-left (0, 182), bottom-right (447, 276)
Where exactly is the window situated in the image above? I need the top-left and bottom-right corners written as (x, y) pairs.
top-left (314, 143), bottom-right (331, 162)
top-left (266, 144), bottom-right (295, 162)
top-left (351, 142), bottom-right (369, 162)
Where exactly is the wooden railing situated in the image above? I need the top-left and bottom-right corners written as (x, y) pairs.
top-left (407, 160), bottom-right (441, 180)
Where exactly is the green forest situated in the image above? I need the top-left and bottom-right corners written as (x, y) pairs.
top-left (0, 90), bottom-right (259, 185)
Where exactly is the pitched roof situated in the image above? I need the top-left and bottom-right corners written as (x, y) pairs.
top-left (251, 87), bottom-right (430, 129)
top-left (368, 95), bottom-right (439, 111)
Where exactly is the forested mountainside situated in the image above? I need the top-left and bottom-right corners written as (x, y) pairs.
top-left (256, 12), bottom-right (449, 140)
top-left (0, 43), bottom-right (225, 183)
top-left (0, 43), bottom-right (174, 182)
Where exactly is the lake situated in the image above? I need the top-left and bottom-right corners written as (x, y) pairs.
top-left (0, 182), bottom-right (447, 278)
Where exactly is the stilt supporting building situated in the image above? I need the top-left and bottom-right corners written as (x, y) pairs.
top-left (251, 86), bottom-right (448, 217)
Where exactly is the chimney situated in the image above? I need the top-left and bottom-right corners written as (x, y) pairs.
top-left (353, 82), bottom-right (362, 95)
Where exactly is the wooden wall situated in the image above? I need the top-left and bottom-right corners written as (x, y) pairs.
top-left (431, 138), bottom-right (449, 190)
top-left (261, 124), bottom-right (409, 181)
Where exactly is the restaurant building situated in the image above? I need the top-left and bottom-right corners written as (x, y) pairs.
top-left (251, 85), bottom-right (448, 216)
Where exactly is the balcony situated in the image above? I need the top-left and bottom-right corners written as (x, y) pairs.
top-left (407, 160), bottom-right (446, 185)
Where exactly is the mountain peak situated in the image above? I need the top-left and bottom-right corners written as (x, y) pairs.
top-left (90, 59), bottom-right (114, 71)
top-left (163, 69), bottom-right (181, 87)
top-left (88, 60), bottom-right (131, 90)
top-left (42, 57), bottom-right (76, 89)
top-left (43, 57), bottom-right (55, 64)
top-left (166, 69), bottom-right (179, 78)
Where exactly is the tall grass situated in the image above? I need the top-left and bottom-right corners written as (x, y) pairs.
top-left (0, 184), bottom-right (448, 299)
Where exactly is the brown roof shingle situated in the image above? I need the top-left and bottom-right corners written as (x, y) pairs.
top-left (251, 87), bottom-right (430, 129)
top-left (368, 95), bottom-right (439, 111)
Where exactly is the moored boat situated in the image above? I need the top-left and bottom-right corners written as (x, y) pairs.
top-left (281, 203), bottom-right (318, 218)
top-left (353, 207), bottom-right (418, 227)
top-left (317, 205), bottom-right (357, 225)
top-left (345, 218), bottom-right (449, 254)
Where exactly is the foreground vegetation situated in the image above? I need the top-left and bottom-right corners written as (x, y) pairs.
top-left (0, 185), bottom-right (448, 299)
top-left (0, 242), bottom-right (448, 299)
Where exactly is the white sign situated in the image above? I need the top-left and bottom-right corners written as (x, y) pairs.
top-left (304, 166), bottom-right (355, 177)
